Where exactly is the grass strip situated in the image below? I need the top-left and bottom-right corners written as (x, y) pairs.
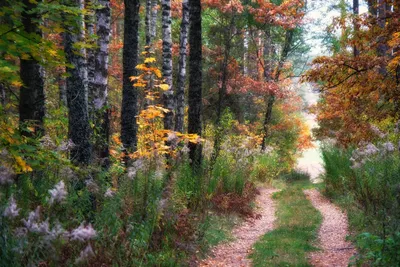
top-left (250, 179), bottom-right (322, 267)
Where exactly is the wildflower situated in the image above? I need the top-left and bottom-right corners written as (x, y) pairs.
top-left (132, 159), bottom-right (145, 170)
top-left (104, 188), bottom-right (115, 198)
top-left (370, 125), bottom-right (387, 139)
top-left (70, 223), bottom-right (97, 242)
top-left (0, 166), bottom-right (14, 185)
top-left (381, 142), bottom-right (395, 153)
top-left (75, 244), bottom-right (95, 263)
top-left (57, 139), bottom-right (75, 152)
top-left (46, 221), bottom-right (65, 241)
top-left (22, 207), bottom-right (41, 230)
top-left (154, 169), bottom-right (163, 180)
top-left (14, 227), bottom-right (28, 238)
top-left (364, 143), bottom-right (379, 156)
top-left (3, 196), bottom-right (20, 218)
top-left (127, 167), bottom-right (137, 179)
top-left (167, 132), bottom-right (178, 143)
top-left (60, 167), bottom-right (76, 180)
top-left (48, 181), bottom-right (67, 205)
top-left (181, 145), bottom-right (190, 154)
top-left (85, 179), bottom-right (99, 193)
top-left (40, 135), bottom-right (56, 149)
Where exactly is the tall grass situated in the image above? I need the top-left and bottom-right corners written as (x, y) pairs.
top-left (321, 144), bottom-right (400, 266)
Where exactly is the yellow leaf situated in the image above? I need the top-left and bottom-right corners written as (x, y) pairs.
top-left (159, 84), bottom-right (169, 91)
top-left (15, 156), bottom-right (33, 173)
top-left (11, 80), bottom-right (23, 87)
top-left (153, 68), bottom-right (162, 78)
top-left (144, 57), bottom-right (156, 63)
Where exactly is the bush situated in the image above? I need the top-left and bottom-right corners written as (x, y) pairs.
top-left (321, 143), bottom-right (400, 265)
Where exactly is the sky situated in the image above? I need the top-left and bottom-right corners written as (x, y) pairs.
top-left (305, 0), bottom-right (368, 57)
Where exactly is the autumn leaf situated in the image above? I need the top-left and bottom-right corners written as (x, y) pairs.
top-left (159, 84), bottom-right (169, 91)
top-left (144, 57), bottom-right (156, 63)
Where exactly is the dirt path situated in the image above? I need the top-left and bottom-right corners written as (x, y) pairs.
top-left (199, 187), bottom-right (278, 267)
top-left (304, 189), bottom-right (356, 267)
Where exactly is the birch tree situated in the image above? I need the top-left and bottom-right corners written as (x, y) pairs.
top-left (162, 0), bottom-right (174, 130)
top-left (64, 0), bottom-right (92, 164)
top-left (174, 0), bottom-right (189, 133)
top-left (90, 0), bottom-right (111, 166)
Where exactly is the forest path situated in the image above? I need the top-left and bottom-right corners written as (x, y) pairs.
top-left (304, 189), bottom-right (356, 267)
top-left (199, 187), bottom-right (279, 267)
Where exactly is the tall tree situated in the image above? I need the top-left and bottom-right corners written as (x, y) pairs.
top-left (188, 0), bottom-right (203, 166)
top-left (19, 0), bottom-right (45, 136)
top-left (353, 0), bottom-right (359, 57)
top-left (90, 0), bottom-right (111, 167)
top-left (151, 0), bottom-right (158, 39)
top-left (174, 0), bottom-right (189, 133)
top-left (261, 30), bottom-right (294, 151)
top-left (64, 0), bottom-right (92, 164)
top-left (121, 0), bottom-right (140, 154)
top-left (145, 0), bottom-right (152, 46)
top-left (162, 0), bottom-right (174, 130)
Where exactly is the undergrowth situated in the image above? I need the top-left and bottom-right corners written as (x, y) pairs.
top-left (321, 144), bottom-right (400, 266)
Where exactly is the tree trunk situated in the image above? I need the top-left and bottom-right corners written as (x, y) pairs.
top-left (162, 0), bottom-right (174, 130)
top-left (91, 0), bottom-right (111, 167)
top-left (260, 30), bottom-right (293, 151)
top-left (64, 0), bottom-right (92, 165)
top-left (368, 0), bottom-right (377, 16)
top-left (19, 0), bottom-right (45, 137)
top-left (145, 0), bottom-right (152, 46)
top-left (243, 28), bottom-right (249, 75)
top-left (121, 0), bottom-right (140, 153)
top-left (188, 0), bottom-right (203, 166)
top-left (174, 0), bottom-right (189, 133)
top-left (353, 0), bottom-right (359, 57)
top-left (87, 0), bottom-right (96, 118)
top-left (151, 0), bottom-right (158, 39)
top-left (377, 0), bottom-right (387, 75)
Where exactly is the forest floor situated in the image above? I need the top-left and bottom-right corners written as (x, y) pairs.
top-left (199, 187), bottom-right (279, 267)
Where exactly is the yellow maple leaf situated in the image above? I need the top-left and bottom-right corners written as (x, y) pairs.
top-left (11, 80), bottom-right (23, 87)
top-left (153, 68), bottom-right (162, 78)
top-left (144, 57), bottom-right (156, 63)
top-left (159, 84), bottom-right (169, 91)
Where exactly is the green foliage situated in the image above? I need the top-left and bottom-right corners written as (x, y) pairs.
top-left (250, 180), bottom-right (321, 266)
top-left (356, 232), bottom-right (400, 266)
top-left (321, 144), bottom-right (353, 196)
top-left (251, 152), bottom-right (287, 183)
top-left (321, 144), bottom-right (400, 265)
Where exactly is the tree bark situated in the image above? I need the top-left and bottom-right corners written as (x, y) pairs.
top-left (91, 0), bottom-right (111, 167)
top-left (368, 0), bottom-right (377, 16)
top-left (188, 0), bottom-right (203, 166)
top-left (174, 0), bottom-right (189, 133)
top-left (151, 0), bottom-right (158, 39)
top-left (19, 0), bottom-right (45, 137)
top-left (121, 0), bottom-right (140, 153)
top-left (162, 0), bottom-right (174, 130)
top-left (64, 0), bottom-right (92, 165)
top-left (145, 0), bottom-right (152, 46)
top-left (243, 28), bottom-right (249, 75)
top-left (377, 0), bottom-right (387, 75)
top-left (260, 30), bottom-right (293, 151)
top-left (353, 0), bottom-right (359, 57)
